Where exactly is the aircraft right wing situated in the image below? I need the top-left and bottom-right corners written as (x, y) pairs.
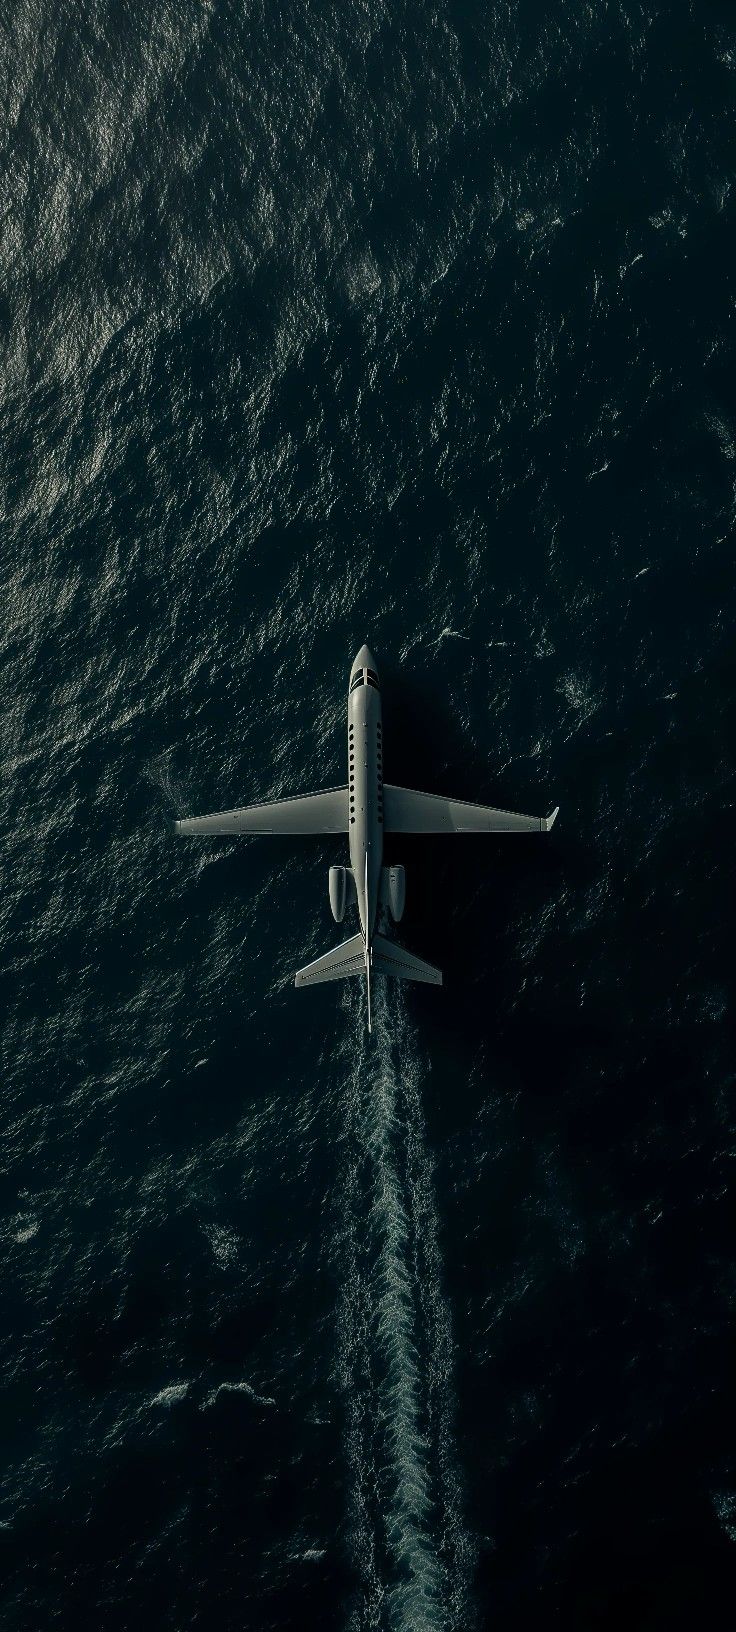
top-left (174, 786), bottom-right (349, 836)
top-left (383, 784), bottom-right (558, 834)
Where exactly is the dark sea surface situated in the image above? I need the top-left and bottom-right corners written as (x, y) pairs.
top-left (1, 2), bottom-right (735, 1628)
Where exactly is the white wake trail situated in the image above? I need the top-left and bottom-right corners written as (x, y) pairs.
top-left (335, 983), bottom-right (474, 1632)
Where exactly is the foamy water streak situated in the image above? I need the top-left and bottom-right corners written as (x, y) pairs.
top-left (336, 983), bottom-right (474, 1632)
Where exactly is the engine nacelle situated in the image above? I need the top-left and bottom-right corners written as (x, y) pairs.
top-left (329, 865), bottom-right (347, 923)
top-left (388, 865), bottom-right (405, 923)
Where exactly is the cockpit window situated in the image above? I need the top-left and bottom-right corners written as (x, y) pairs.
top-left (351, 666), bottom-right (379, 692)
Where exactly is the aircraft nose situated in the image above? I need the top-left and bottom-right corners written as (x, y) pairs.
top-left (354, 643), bottom-right (375, 672)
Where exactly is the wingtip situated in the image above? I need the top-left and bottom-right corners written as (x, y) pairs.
top-left (544, 805), bottom-right (560, 832)
top-left (171, 818), bottom-right (181, 835)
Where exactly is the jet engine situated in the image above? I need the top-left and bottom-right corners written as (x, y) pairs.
top-left (329, 865), bottom-right (347, 923)
top-left (387, 865), bottom-right (405, 923)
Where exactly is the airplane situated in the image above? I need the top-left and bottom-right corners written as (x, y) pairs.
top-left (174, 645), bottom-right (558, 1031)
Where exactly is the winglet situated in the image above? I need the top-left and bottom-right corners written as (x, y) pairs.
top-left (543, 806), bottom-right (560, 832)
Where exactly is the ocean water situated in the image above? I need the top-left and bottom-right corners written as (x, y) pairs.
top-left (1, 1), bottom-right (734, 1628)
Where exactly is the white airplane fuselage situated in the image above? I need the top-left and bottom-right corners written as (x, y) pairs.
top-left (347, 645), bottom-right (383, 953)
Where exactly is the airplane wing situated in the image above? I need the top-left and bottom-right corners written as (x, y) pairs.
top-left (294, 933), bottom-right (365, 986)
top-left (383, 784), bottom-right (558, 834)
top-left (174, 786), bottom-right (349, 836)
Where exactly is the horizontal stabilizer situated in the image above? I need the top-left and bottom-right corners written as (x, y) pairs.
top-left (175, 786), bottom-right (348, 836)
top-left (383, 784), bottom-right (557, 834)
top-left (371, 932), bottom-right (442, 986)
top-left (294, 933), bottom-right (365, 987)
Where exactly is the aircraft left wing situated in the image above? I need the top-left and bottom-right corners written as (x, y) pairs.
top-left (383, 784), bottom-right (558, 834)
top-left (174, 786), bottom-right (349, 836)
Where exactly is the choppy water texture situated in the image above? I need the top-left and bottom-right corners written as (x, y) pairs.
top-left (1, 1), bottom-right (735, 1628)
top-left (336, 986), bottom-right (472, 1631)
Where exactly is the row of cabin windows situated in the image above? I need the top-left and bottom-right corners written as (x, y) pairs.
top-left (349, 722), bottom-right (382, 825)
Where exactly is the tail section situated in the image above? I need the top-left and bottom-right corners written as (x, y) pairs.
top-left (294, 933), bottom-right (365, 987)
top-left (294, 931), bottom-right (441, 1027)
top-left (371, 931), bottom-right (442, 986)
